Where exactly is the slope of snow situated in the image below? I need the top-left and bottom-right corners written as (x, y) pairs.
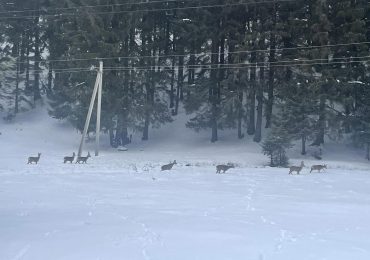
top-left (1, 108), bottom-right (370, 260)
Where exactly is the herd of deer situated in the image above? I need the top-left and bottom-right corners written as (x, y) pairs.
top-left (152, 160), bottom-right (236, 173)
top-left (166, 161), bottom-right (328, 174)
top-left (27, 152), bottom-right (91, 164)
top-left (27, 153), bottom-right (327, 174)
top-left (214, 162), bottom-right (327, 174)
top-left (288, 161), bottom-right (327, 174)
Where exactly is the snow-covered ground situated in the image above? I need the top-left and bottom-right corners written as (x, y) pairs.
top-left (1, 108), bottom-right (370, 260)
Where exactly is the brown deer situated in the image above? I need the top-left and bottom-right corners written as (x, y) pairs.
top-left (28, 153), bottom-right (41, 164)
top-left (64, 152), bottom-right (75, 164)
top-left (76, 152), bottom-right (91, 164)
top-left (310, 164), bottom-right (327, 173)
top-left (216, 164), bottom-right (234, 174)
top-left (288, 161), bottom-right (305, 175)
top-left (161, 160), bottom-right (177, 171)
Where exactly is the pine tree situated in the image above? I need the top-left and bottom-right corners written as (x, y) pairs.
top-left (0, 56), bottom-right (16, 114)
top-left (328, 0), bottom-right (368, 134)
top-left (262, 126), bottom-right (293, 167)
top-left (278, 77), bottom-right (318, 155)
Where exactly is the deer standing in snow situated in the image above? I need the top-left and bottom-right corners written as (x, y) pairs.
top-left (64, 152), bottom-right (75, 163)
top-left (288, 161), bottom-right (305, 175)
top-left (28, 153), bottom-right (41, 164)
top-left (161, 160), bottom-right (177, 171)
top-left (76, 152), bottom-right (91, 164)
top-left (216, 164), bottom-right (234, 174)
top-left (310, 164), bottom-right (327, 173)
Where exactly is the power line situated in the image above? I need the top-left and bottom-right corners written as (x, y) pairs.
top-left (6, 0), bottom-right (368, 17)
top-left (4, 55), bottom-right (370, 74)
top-left (0, 0), bottom-right (245, 14)
top-left (46, 58), bottom-right (370, 74)
top-left (100, 55), bottom-right (370, 70)
top-left (2, 0), bottom-right (367, 20)
top-left (0, 0), bottom-right (298, 20)
top-left (14, 41), bottom-right (370, 65)
top-left (105, 57), bottom-right (370, 70)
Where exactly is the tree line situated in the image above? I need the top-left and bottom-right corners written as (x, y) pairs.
top-left (1, 0), bottom-right (370, 160)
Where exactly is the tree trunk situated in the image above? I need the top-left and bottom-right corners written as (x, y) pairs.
top-left (178, 46), bottom-right (184, 102)
top-left (33, 13), bottom-right (41, 102)
top-left (20, 31), bottom-right (26, 73)
top-left (211, 103), bottom-right (218, 143)
top-left (301, 135), bottom-right (306, 155)
top-left (313, 93), bottom-right (326, 145)
top-left (15, 56), bottom-right (20, 114)
top-left (237, 91), bottom-right (244, 139)
top-left (247, 56), bottom-right (256, 135)
top-left (174, 58), bottom-right (181, 115)
top-left (247, 89), bottom-right (256, 135)
top-left (228, 31), bottom-right (243, 139)
top-left (270, 154), bottom-right (273, 167)
top-left (282, 30), bottom-right (293, 82)
top-left (120, 36), bottom-right (130, 147)
top-left (116, 116), bottom-right (130, 146)
top-left (254, 33), bottom-right (265, 143)
top-left (176, 43), bottom-right (184, 112)
top-left (142, 82), bottom-right (151, 141)
top-left (265, 65), bottom-right (275, 128)
top-left (310, 0), bottom-right (329, 146)
top-left (109, 128), bottom-right (115, 147)
top-left (170, 35), bottom-right (176, 110)
top-left (129, 27), bottom-right (135, 96)
top-left (219, 36), bottom-right (225, 86)
top-left (210, 33), bottom-right (220, 143)
top-left (265, 6), bottom-right (277, 128)
top-left (247, 8), bottom-right (258, 136)
top-left (141, 22), bottom-right (151, 141)
top-left (25, 35), bottom-right (31, 94)
top-left (187, 42), bottom-right (195, 99)
top-left (47, 62), bottom-right (53, 96)
top-left (254, 88), bottom-right (263, 142)
top-left (142, 57), bottom-right (155, 141)
top-left (170, 57), bottom-right (175, 109)
top-left (122, 125), bottom-right (129, 146)
top-left (142, 113), bottom-right (150, 141)
top-left (344, 100), bottom-right (351, 133)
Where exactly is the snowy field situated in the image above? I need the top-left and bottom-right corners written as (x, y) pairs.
top-left (1, 109), bottom-right (370, 260)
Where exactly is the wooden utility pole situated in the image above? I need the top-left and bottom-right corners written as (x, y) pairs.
top-left (78, 61), bottom-right (103, 157)
top-left (95, 61), bottom-right (103, 156)
top-left (15, 54), bottom-right (20, 114)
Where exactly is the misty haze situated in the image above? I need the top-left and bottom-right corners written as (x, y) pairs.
top-left (1, 1), bottom-right (370, 259)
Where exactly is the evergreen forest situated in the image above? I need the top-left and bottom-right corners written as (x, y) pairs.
top-left (1, 0), bottom-right (370, 160)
